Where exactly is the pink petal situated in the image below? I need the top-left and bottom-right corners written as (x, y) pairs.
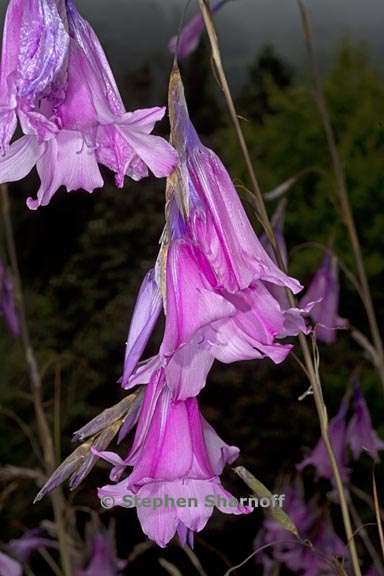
top-left (164, 333), bottom-right (214, 400)
top-left (0, 135), bottom-right (44, 183)
top-left (203, 418), bottom-right (239, 475)
top-left (161, 240), bottom-right (235, 355)
top-left (136, 483), bottom-right (180, 548)
top-left (121, 269), bottom-right (162, 386)
top-left (27, 130), bottom-right (104, 209)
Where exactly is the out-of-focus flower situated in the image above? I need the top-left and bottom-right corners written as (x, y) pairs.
top-left (0, 0), bottom-right (177, 208)
top-left (254, 482), bottom-right (346, 576)
top-left (120, 68), bottom-right (309, 400)
top-left (6, 529), bottom-right (57, 563)
top-left (168, 0), bottom-right (228, 59)
top-left (0, 551), bottom-right (21, 576)
top-left (0, 259), bottom-right (19, 337)
top-left (98, 375), bottom-right (250, 548)
top-left (297, 393), bottom-right (350, 482)
top-left (0, 528), bottom-right (57, 576)
top-left (300, 252), bottom-right (348, 344)
top-left (76, 531), bottom-right (126, 576)
top-left (347, 383), bottom-right (384, 461)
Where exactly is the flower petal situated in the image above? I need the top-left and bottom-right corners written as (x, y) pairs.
top-left (121, 269), bottom-right (162, 387)
top-left (0, 135), bottom-right (44, 183)
top-left (27, 130), bottom-right (104, 209)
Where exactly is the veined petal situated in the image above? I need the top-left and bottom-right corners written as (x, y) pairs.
top-left (117, 123), bottom-right (178, 179)
top-left (168, 68), bottom-right (302, 294)
top-left (161, 240), bottom-right (235, 355)
top-left (121, 269), bottom-right (162, 387)
top-left (16, 0), bottom-right (69, 103)
top-left (203, 418), bottom-right (239, 475)
top-left (0, 0), bottom-right (22, 149)
top-left (27, 130), bottom-right (104, 209)
top-left (164, 332), bottom-right (214, 400)
top-left (0, 135), bottom-right (44, 183)
top-left (136, 482), bottom-right (180, 548)
top-left (119, 106), bottom-right (167, 134)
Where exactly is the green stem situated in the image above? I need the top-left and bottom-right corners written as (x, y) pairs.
top-left (197, 2), bottom-right (361, 574)
top-left (297, 0), bottom-right (384, 393)
top-left (1, 184), bottom-right (72, 576)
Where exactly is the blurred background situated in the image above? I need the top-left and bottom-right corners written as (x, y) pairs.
top-left (1, 0), bottom-right (384, 574)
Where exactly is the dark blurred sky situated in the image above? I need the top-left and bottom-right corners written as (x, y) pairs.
top-left (1, 0), bottom-right (384, 92)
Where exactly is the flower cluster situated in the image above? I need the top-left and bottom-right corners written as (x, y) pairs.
top-left (0, 0), bottom-right (177, 209)
top-left (96, 68), bottom-right (310, 547)
top-left (0, 0), bottom-right (360, 557)
top-left (298, 381), bottom-right (384, 482)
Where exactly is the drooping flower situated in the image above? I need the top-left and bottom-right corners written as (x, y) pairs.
top-left (0, 0), bottom-right (177, 208)
top-left (76, 530), bottom-right (126, 576)
top-left (0, 259), bottom-right (19, 337)
top-left (254, 481), bottom-right (346, 576)
top-left (120, 68), bottom-right (309, 400)
top-left (297, 393), bottom-right (350, 482)
top-left (300, 252), bottom-right (348, 344)
top-left (168, 0), bottom-right (229, 59)
top-left (347, 383), bottom-right (384, 461)
top-left (6, 529), bottom-right (57, 563)
top-left (98, 374), bottom-right (250, 548)
top-left (0, 528), bottom-right (57, 576)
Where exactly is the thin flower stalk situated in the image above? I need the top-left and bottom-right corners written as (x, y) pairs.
top-left (197, 1), bottom-right (361, 573)
top-left (0, 184), bottom-right (72, 576)
top-left (297, 0), bottom-right (384, 392)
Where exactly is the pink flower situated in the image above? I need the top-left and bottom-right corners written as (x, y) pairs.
top-left (0, 0), bottom-right (177, 208)
top-left (98, 374), bottom-right (250, 548)
top-left (168, 0), bottom-right (229, 59)
top-left (0, 551), bottom-right (21, 576)
top-left (120, 69), bottom-right (309, 399)
top-left (297, 393), bottom-right (350, 482)
top-left (300, 252), bottom-right (348, 344)
top-left (6, 529), bottom-right (57, 563)
top-left (76, 530), bottom-right (126, 576)
top-left (255, 482), bottom-right (346, 576)
top-left (347, 383), bottom-right (384, 461)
